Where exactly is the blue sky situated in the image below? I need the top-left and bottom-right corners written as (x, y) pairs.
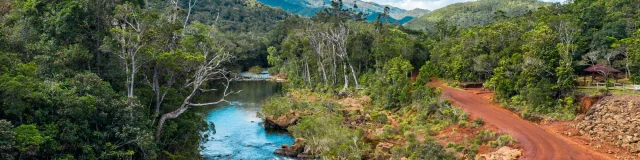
top-left (362, 0), bottom-right (564, 10)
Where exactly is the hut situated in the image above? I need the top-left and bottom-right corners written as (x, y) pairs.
top-left (583, 64), bottom-right (621, 86)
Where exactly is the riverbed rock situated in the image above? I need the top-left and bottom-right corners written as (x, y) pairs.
top-left (474, 146), bottom-right (522, 160)
top-left (264, 110), bottom-right (301, 130)
top-left (275, 138), bottom-right (305, 157)
top-left (576, 96), bottom-right (640, 154)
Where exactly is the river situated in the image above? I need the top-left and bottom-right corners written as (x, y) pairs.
top-left (197, 81), bottom-right (295, 159)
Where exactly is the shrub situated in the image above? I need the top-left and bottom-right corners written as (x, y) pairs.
top-left (458, 120), bottom-right (469, 127)
top-left (249, 65), bottom-right (263, 74)
top-left (370, 111), bottom-right (388, 124)
top-left (288, 114), bottom-right (367, 159)
top-left (496, 135), bottom-right (516, 147)
top-left (472, 118), bottom-right (484, 128)
top-left (371, 57), bottom-right (414, 109)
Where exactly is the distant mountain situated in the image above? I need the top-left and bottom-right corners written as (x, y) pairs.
top-left (404, 0), bottom-right (551, 30)
top-left (256, 0), bottom-right (430, 24)
top-left (187, 0), bottom-right (292, 33)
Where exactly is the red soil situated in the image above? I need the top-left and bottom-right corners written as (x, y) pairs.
top-left (429, 80), bottom-right (612, 160)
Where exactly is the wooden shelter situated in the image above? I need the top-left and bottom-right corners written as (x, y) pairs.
top-left (583, 64), bottom-right (621, 86)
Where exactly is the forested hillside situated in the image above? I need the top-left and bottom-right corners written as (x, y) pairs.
top-left (183, 0), bottom-right (293, 70)
top-left (257, 0), bottom-right (429, 24)
top-left (1, 0), bottom-right (640, 159)
top-left (404, 0), bottom-right (550, 30)
top-left (426, 0), bottom-right (640, 119)
top-left (269, 0), bottom-right (640, 120)
top-left (0, 0), bottom-right (289, 159)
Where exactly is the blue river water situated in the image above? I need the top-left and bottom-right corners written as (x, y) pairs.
top-left (198, 82), bottom-right (295, 160)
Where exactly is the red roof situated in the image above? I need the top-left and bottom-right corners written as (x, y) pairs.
top-left (584, 64), bottom-right (620, 73)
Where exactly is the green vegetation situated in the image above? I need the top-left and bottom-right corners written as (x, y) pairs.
top-left (1, 0), bottom-right (640, 158)
top-left (404, 0), bottom-right (550, 30)
top-left (249, 65), bottom-right (264, 74)
top-left (0, 0), bottom-right (288, 159)
top-left (412, 0), bottom-right (640, 119)
top-left (289, 113), bottom-right (368, 159)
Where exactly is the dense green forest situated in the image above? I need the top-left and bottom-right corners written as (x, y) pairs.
top-left (1, 0), bottom-right (640, 159)
top-left (0, 0), bottom-right (288, 159)
top-left (268, 0), bottom-right (640, 120)
top-left (404, 0), bottom-right (550, 30)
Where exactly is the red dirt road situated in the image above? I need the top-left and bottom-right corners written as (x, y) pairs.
top-left (429, 80), bottom-right (610, 160)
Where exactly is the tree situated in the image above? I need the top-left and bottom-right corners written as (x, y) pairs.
top-left (0, 120), bottom-right (15, 160)
top-left (624, 29), bottom-right (640, 83)
top-left (156, 22), bottom-right (237, 140)
top-left (372, 57), bottom-right (413, 109)
top-left (13, 124), bottom-right (43, 158)
top-left (102, 3), bottom-right (149, 99)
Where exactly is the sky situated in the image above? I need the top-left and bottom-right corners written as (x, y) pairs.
top-left (362, 0), bottom-right (563, 11)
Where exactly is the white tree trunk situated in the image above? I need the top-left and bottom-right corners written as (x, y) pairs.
top-left (342, 62), bottom-right (349, 91)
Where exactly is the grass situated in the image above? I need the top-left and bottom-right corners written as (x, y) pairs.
top-left (575, 87), bottom-right (640, 96)
top-left (576, 76), bottom-right (640, 96)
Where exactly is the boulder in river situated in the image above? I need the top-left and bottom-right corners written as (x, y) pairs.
top-left (275, 138), bottom-right (305, 157)
top-left (264, 110), bottom-right (301, 130)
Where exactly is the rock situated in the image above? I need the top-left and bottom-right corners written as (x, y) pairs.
top-left (576, 96), bottom-right (640, 154)
top-left (274, 138), bottom-right (305, 157)
top-left (297, 153), bottom-right (312, 158)
top-left (264, 111), bottom-right (301, 130)
top-left (474, 147), bottom-right (522, 160)
top-left (375, 142), bottom-right (394, 153)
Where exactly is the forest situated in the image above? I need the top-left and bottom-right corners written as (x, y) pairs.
top-left (0, 0), bottom-right (639, 159)
top-left (269, 0), bottom-right (640, 119)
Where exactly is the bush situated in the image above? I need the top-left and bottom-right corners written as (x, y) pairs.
top-left (249, 65), bottom-right (263, 74)
top-left (472, 118), bottom-right (484, 128)
top-left (392, 140), bottom-right (455, 160)
top-left (260, 96), bottom-right (298, 118)
top-left (370, 111), bottom-right (388, 124)
top-left (496, 135), bottom-right (516, 147)
top-left (371, 57), bottom-right (414, 109)
top-left (458, 120), bottom-right (469, 127)
top-left (288, 114), bottom-right (367, 159)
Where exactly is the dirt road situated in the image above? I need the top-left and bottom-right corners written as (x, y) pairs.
top-left (429, 80), bottom-right (610, 160)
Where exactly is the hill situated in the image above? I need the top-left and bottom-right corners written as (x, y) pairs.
top-left (256, 0), bottom-right (430, 24)
top-left (404, 0), bottom-right (551, 30)
top-left (187, 0), bottom-right (292, 33)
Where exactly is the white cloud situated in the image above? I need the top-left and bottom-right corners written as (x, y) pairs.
top-left (362, 0), bottom-right (563, 10)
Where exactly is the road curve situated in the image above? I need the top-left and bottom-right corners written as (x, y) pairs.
top-left (429, 80), bottom-right (609, 160)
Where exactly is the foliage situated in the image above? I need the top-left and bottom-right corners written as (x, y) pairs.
top-left (370, 57), bottom-right (413, 109)
top-left (0, 120), bottom-right (16, 159)
top-left (405, 0), bottom-right (550, 30)
top-left (288, 113), bottom-right (368, 159)
top-left (390, 133), bottom-right (455, 160)
top-left (249, 65), bottom-right (263, 74)
top-left (472, 118), bottom-right (485, 128)
top-left (13, 125), bottom-right (43, 154)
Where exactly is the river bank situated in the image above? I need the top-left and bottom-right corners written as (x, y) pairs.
top-left (197, 82), bottom-right (295, 159)
top-left (260, 90), bottom-right (521, 159)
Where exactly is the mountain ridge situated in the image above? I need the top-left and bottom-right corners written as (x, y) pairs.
top-left (256, 0), bottom-right (430, 24)
top-left (404, 0), bottom-right (551, 30)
